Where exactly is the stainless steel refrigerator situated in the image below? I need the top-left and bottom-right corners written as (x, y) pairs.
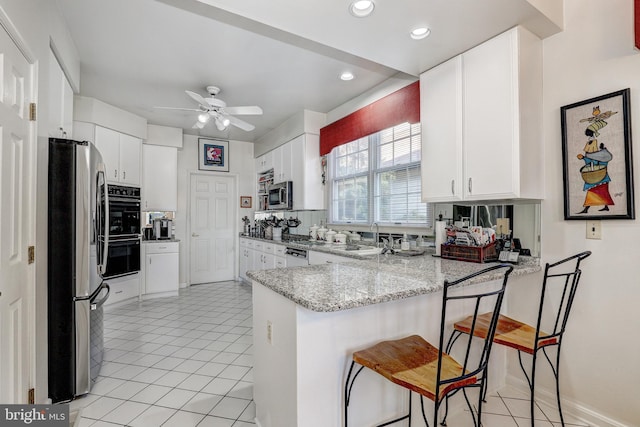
top-left (47, 138), bottom-right (110, 403)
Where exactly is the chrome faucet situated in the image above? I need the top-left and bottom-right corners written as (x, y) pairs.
top-left (370, 222), bottom-right (379, 248)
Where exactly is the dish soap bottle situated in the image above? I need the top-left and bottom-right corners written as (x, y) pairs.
top-left (401, 233), bottom-right (410, 251)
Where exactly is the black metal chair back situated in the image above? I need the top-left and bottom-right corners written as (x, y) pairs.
top-left (533, 251), bottom-right (591, 354)
top-left (435, 263), bottom-right (513, 423)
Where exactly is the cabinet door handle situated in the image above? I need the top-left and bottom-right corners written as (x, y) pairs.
top-left (468, 178), bottom-right (472, 194)
top-left (114, 169), bottom-right (118, 179)
top-left (451, 179), bottom-right (455, 195)
top-left (123, 170), bottom-right (126, 180)
top-left (149, 258), bottom-right (152, 265)
top-left (192, 233), bottom-right (199, 237)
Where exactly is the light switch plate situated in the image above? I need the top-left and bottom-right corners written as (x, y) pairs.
top-left (586, 220), bottom-right (602, 240)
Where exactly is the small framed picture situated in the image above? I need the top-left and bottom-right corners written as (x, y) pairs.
top-left (240, 196), bottom-right (252, 208)
top-left (198, 138), bottom-right (229, 172)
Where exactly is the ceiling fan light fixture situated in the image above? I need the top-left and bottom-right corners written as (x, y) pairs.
top-left (349, 0), bottom-right (374, 18)
top-left (198, 113), bottom-right (210, 123)
top-left (215, 116), bottom-right (229, 131)
top-left (410, 27), bottom-right (431, 40)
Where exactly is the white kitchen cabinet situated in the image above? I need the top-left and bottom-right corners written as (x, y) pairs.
top-left (104, 274), bottom-right (140, 306)
top-left (93, 125), bottom-right (142, 186)
top-left (145, 242), bottom-right (179, 296)
top-left (290, 134), bottom-right (324, 210)
top-left (308, 250), bottom-right (349, 265)
top-left (255, 151), bottom-right (274, 173)
top-left (239, 238), bottom-right (253, 281)
top-left (240, 238), bottom-right (287, 281)
top-left (48, 49), bottom-right (74, 139)
top-left (421, 26), bottom-right (543, 202)
top-left (420, 56), bottom-right (463, 202)
top-left (142, 144), bottom-right (177, 211)
top-left (273, 143), bottom-right (292, 183)
top-left (255, 133), bottom-right (323, 211)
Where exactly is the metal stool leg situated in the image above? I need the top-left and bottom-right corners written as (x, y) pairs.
top-left (344, 360), bottom-right (364, 427)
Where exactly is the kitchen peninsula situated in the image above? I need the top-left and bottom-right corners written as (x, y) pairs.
top-left (248, 252), bottom-right (540, 427)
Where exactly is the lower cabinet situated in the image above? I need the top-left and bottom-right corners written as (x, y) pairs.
top-left (104, 273), bottom-right (139, 306)
top-left (145, 242), bottom-right (179, 297)
top-left (239, 238), bottom-right (287, 281)
top-left (308, 251), bottom-right (349, 265)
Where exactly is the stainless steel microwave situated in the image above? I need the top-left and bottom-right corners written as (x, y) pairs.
top-left (268, 181), bottom-right (292, 210)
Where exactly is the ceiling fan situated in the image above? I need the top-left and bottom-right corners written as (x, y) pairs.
top-left (156, 86), bottom-right (262, 131)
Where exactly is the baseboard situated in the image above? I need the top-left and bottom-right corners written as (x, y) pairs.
top-left (506, 375), bottom-right (631, 427)
top-left (254, 417), bottom-right (263, 427)
top-left (179, 282), bottom-right (188, 289)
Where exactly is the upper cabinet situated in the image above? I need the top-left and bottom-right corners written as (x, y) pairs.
top-left (95, 126), bottom-right (141, 185)
top-left (255, 150), bottom-right (273, 174)
top-left (421, 26), bottom-right (543, 202)
top-left (142, 144), bottom-right (177, 212)
top-left (48, 49), bottom-right (74, 139)
top-left (290, 134), bottom-right (323, 210)
top-left (74, 122), bottom-right (142, 186)
top-left (255, 133), bottom-right (324, 211)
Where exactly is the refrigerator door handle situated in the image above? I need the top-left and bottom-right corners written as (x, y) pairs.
top-left (97, 168), bottom-right (109, 277)
top-left (90, 283), bottom-right (110, 310)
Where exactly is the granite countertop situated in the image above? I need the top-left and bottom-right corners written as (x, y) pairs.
top-left (247, 246), bottom-right (541, 313)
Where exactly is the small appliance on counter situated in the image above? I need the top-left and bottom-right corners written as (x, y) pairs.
top-left (152, 218), bottom-right (173, 240)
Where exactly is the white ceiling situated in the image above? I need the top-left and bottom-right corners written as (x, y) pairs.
top-left (55, 0), bottom-right (561, 142)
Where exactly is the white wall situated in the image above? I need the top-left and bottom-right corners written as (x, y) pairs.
top-left (176, 135), bottom-right (254, 285)
top-left (507, 1), bottom-right (640, 425)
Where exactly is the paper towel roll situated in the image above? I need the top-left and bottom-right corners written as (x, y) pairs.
top-left (435, 221), bottom-right (446, 256)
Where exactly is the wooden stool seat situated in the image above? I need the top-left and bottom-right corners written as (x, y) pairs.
top-left (446, 251), bottom-right (591, 427)
top-left (344, 264), bottom-right (514, 427)
top-left (453, 312), bottom-right (557, 354)
top-left (353, 335), bottom-right (476, 402)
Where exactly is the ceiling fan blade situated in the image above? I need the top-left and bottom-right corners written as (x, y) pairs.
top-left (192, 121), bottom-right (205, 129)
top-left (223, 106), bottom-right (263, 115)
top-left (226, 115), bottom-right (255, 131)
top-left (185, 90), bottom-right (210, 108)
top-left (154, 106), bottom-right (202, 112)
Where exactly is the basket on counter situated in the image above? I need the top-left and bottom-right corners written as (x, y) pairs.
top-left (441, 241), bottom-right (498, 263)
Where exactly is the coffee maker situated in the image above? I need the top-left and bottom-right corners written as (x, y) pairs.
top-left (152, 218), bottom-right (173, 239)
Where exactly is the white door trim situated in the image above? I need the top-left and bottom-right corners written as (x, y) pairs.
top-left (186, 171), bottom-right (239, 286)
top-left (0, 4), bottom-right (37, 403)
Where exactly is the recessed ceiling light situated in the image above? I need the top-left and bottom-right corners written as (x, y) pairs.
top-left (410, 27), bottom-right (431, 40)
top-left (340, 71), bottom-right (355, 81)
top-left (349, 0), bottom-right (375, 18)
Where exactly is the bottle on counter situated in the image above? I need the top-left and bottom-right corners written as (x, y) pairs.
top-left (401, 233), bottom-right (410, 251)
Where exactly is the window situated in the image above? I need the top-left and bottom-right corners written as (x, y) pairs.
top-left (329, 122), bottom-right (432, 226)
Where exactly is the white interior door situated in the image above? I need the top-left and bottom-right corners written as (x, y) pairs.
top-left (0, 21), bottom-right (35, 403)
top-left (190, 174), bottom-right (236, 284)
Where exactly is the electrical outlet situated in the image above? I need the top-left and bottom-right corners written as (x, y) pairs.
top-left (266, 320), bottom-right (273, 345)
top-left (586, 220), bottom-right (602, 240)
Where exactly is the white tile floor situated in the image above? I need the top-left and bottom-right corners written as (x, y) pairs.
top-left (72, 281), bottom-right (590, 427)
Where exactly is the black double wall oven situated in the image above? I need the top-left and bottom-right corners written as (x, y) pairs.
top-left (105, 184), bottom-right (141, 278)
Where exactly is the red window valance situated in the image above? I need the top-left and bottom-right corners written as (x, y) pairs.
top-left (319, 81), bottom-right (420, 156)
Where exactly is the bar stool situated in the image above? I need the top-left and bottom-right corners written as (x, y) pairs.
top-left (448, 251), bottom-right (591, 426)
top-left (344, 264), bottom-right (513, 427)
